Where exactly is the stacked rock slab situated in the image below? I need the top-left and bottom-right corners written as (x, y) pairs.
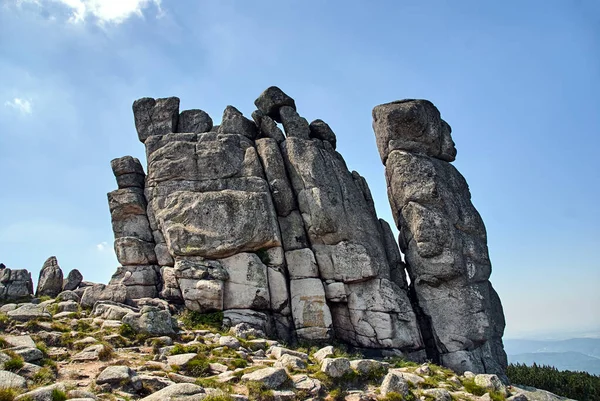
top-left (107, 87), bottom-right (423, 354)
top-left (107, 156), bottom-right (161, 302)
top-left (372, 100), bottom-right (507, 378)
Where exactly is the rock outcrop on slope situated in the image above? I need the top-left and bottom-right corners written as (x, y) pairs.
top-left (372, 100), bottom-right (507, 378)
top-left (103, 87), bottom-right (507, 378)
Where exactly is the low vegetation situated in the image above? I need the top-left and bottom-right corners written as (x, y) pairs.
top-left (507, 363), bottom-right (600, 401)
top-left (178, 310), bottom-right (224, 331)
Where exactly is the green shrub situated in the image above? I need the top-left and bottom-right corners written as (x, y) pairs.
top-left (73, 320), bottom-right (92, 333)
top-left (118, 323), bottom-right (137, 339)
top-left (50, 389), bottom-right (67, 401)
top-left (3, 351), bottom-right (24, 372)
top-left (380, 392), bottom-right (404, 401)
top-left (0, 388), bottom-right (18, 401)
top-left (329, 388), bottom-right (346, 401)
top-left (0, 336), bottom-right (8, 349)
top-left (507, 363), bottom-right (600, 401)
top-left (50, 322), bottom-right (70, 332)
top-left (488, 391), bottom-right (506, 401)
top-left (186, 357), bottom-right (211, 377)
top-left (32, 367), bottom-right (56, 386)
top-left (179, 310), bottom-right (224, 331)
top-left (202, 395), bottom-right (234, 401)
top-left (194, 378), bottom-right (232, 392)
top-left (98, 343), bottom-right (115, 361)
top-left (461, 378), bottom-right (486, 396)
top-left (247, 381), bottom-right (275, 401)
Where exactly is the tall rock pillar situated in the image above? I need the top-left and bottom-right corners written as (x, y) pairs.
top-left (372, 100), bottom-right (507, 378)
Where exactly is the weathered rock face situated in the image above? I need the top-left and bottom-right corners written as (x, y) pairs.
top-left (372, 99), bottom-right (507, 378)
top-left (36, 256), bottom-right (63, 298)
top-left (0, 267), bottom-right (33, 302)
top-left (104, 87), bottom-right (506, 375)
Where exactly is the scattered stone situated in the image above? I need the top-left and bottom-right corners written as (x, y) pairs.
top-left (166, 353), bottom-right (197, 368)
top-left (7, 303), bottom-right (51, 321)
top-left (313, 346), bottom-right (334, 363)
top-left (96, 366), bottom-right (142, 392)
top-left (422, 388), bottom-right (452, 401)
top-left (321, 358), bottom-right (351, 378)
top-left (14, 383), bottom-right (66, 401)
top-left (241, 367), bottom-right (288, 389)
top-left (0, 370), bottom-right (27, 389)
top-left (350, 359), bottom-right (388, 374)
top-left (380, 372), bottom-right (410, 397)
top-left (138, 383), bottom-right (204, 401)
top-left (274, 354), bottom-right (307, 370)
top-left (475, 374), bottom-right (506, 395)
top-left (219, 336), bottom-right (241, 349)
top-left (122, 306), bottom-right (175, 335)
top-left (72, 344), bottom-right (109, 361)
top-left (268, 346), bottom-right (308, 361)
top-left (56, 290), bottom-right (80, 302)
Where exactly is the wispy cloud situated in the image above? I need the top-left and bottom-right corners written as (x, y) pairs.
top-left (96, 241), bottom-right (108, 251)
top-left (4, 97), bottom-right (32, 115)
top-left (15, 0), bottom-right (162, 25)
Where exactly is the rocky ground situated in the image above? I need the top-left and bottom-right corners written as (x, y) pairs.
top-left (0, 294), bottom-right (574, 401)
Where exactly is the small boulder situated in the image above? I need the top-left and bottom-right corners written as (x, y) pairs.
top-left (96, 365), bottom-right (142, 392)
top-left (15, 383), bottom-right (66, 401)
top-left (321, 358), bottom-right (351, 378)
top-left (122, 306), bottom-right (175, 336)
top-left (350, 359), bottom-right (388, 375)
top-left (138, 383), bottom-right (204, 401)
top-left (380, 372), bottom-right (409, 397)
top-left (218, 106), bottom-right (257, 139)
top-left (63, 269), bottom-right (83, 291)
top-left (313, 345), bottom-right (334, 363)
top-left (422, 388), bottom-right (452, 401)
top-left (274, 354), bottom-right (307, 370)
top-left (475, 374), bottom-right (507, 395)
top-left (0, 370), bottom-right (27, 389)
top-left (254, 86), bottom-right (296, 122)
top-left (166, 353), bottom-right (197, 368)
top-left (241, 367), bottom-right (289, 389)
top-left (268, 346), bottom-right (308, 361)
top-left (218, 336), bottom-right (241, 349)
top-left (309, 119), bottom-right (337, 149)
top-left (7, 303), bottom-right (51, 321)
top-left (56, 290), bottom-right (80, 302)
top-left (72, 344), bottom-right (109, 361)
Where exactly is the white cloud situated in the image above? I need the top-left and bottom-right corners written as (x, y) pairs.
top-left (15, 0), bottom-right (162, 25)
top-left (96, 241), bottom-right (108, 251)
top-left (55, 0), bottom-right (162, 24)
top-left (4, 97), bottom-right (32, 115)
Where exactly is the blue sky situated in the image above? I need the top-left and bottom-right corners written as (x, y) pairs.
top-left (0, 0), bottom-right (598, 339)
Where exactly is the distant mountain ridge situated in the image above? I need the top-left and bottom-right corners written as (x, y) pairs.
top-left (505, 338), bottom-right (600, 358)
top-left (509, 351), bottom-right (600, 375)
top-left (505, 338), bottom-right (600, 375)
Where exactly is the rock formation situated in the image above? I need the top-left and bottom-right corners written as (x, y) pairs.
top-left (103, 87), bottom-right (507, 377)
top-left (0, 267), bottom-right (33, 302)
top-left (372, 99), bottom-right (507, 378)
top-left (36, 256), bottom-right (64, 298)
